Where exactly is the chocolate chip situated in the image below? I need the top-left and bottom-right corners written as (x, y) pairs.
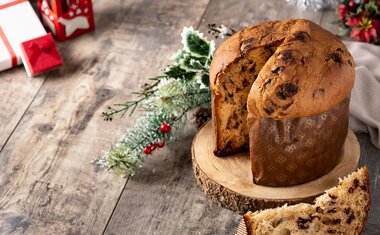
top-left (233, 122), bottom-right (239, 129)
top-left (360, 184), bottom-right (367, 191)
top-left (241, 65), bottom-right (247, 72)
top-left (243, 37), bottom-right (254, 44)
top-left (276, 90), bottom-right (287, 100)
top-left (242, 44), bottom-right (253, 54)
top-left (278, 50), bottom-right (294, 63)
top-left (264, 107), bottom-right (274, 114)
top-left (332, 53), bottom-right (342, 63)
top-left (327, 208), bottom-right (337, 213)
top-left (242, 78), bottom-right (250, 87)
top-left (272, 66), bottom-right (285, 74)
top-left (316, 206), bottom-right (324, 213)
top-left (222, 82), bottom-right (227, 90)
top-left (353, 178), bottom-right (359, 188)
top-left (327, 230), bottom-right (336, 234)
top-left (336, 48), bottom-right (344, 53)
top-left (346, 213), bottom-right (355, 224)
top-left (277, 83), bottom-right (298, 99)
top-left (263, 78), bottom-right (272, 88)
top-left (297, 217), bottom-right (311, 229)
top-left (313, 88), bottom-right (325, 99)
top-left (293, 31), bottom-right (310, 42)
top-left (249, 66), bottom-right (256, 73)
top-left (328, 193), bottom-right (337, 199)
top-left (348, 187), bottom-right (355, 193)
top-left (333, 219), bottom-right (341, 224)
top-left (344, 208), bottom-right (351, 214)
top-left (228, 92), bottom-right (233, 98)
top-left (326, 52), bottom-right (342, 64)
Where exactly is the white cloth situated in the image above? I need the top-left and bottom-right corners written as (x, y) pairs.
top-left (344, 41), bottom-right (380, 149)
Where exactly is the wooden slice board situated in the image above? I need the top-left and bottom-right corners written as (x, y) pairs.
top-left (192, 120), bottom-right (360, 214)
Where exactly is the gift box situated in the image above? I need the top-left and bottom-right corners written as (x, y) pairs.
top-left (0, 0), bottom-right (47, 72)
top-left (20, 33), bottom-right (62, 77)
top-left (37, 0), bottom-right (95, 41)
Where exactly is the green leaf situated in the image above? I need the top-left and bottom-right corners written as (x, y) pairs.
top-left (181, 27), bottom-right (211, 57)
top-left (164, 65), bottom-right (196, 80)
top-left (201, 73), bottom-right (210, 87)
top-left (365, 1), bottom-right (380, 16)
top-left (180, 54), bottom-right (207, 71)
top-left (349, 5), bottom-right (363, 17)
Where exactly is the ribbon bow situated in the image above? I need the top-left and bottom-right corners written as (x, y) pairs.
top-left (28, 38), bottom-right (53, 66)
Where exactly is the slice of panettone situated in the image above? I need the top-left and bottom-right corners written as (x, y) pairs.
top-left (243, 167), bottom-right (370, 235)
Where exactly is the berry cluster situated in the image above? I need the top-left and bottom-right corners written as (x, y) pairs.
top-left (143, 122), bottom-right (171, 155)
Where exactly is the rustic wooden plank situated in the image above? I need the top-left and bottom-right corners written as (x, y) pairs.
top-left (0, 58), bottom-right (48, 151)
top-left (0, 0), bottom-right (209, 234)
top-left (356, 134), bottom-right (380, 235)
top-left (104, 1), bottom-right (325, 234)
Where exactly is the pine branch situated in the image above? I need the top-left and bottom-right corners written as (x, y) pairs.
top-left (97, 27), bottom-right (216, 176)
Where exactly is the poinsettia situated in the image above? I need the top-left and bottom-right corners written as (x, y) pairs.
top-left (337, 0), bottom-right (380, 45)
top-left (339, 4), bottom-right (347, 20)
top-left (347, 16), bottom-right (378, 42)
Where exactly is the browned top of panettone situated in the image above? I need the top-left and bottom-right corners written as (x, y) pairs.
top-left (209, 19), bottom-right (355, 119)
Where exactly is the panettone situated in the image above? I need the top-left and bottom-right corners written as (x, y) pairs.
top-left (243, 167), bottom-right (370, 235)
top-left (210, 19), bottom-right (355, 186)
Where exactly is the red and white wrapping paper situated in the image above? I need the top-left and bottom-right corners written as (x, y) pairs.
top-left (38, 0), bottom-right (95, 41)
top-left (0, 0), bottom-right (46, 72)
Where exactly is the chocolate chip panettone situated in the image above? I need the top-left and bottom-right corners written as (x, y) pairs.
top-left (244, 167), bottom-right (370, 235)
top-left (210, 19), bottom-right (355, 186)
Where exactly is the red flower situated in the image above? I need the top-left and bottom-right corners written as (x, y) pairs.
top-left (347, 16), bottom-right (378, 43)
top-left (338, 4), bottom-right (347, 20)
top-left (372, 19), bottom-right (380, 30)
top-left (350, 28), bottom-right (377, 42)
top-left (346, 17), bottom-right (361, 27)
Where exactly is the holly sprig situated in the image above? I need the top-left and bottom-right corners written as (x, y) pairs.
top-left (97, 27), bottom-right (215, 176)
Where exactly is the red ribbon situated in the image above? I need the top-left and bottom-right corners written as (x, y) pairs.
top-left (0, 0), bottom-right (27, 10)
top-left (28, 38), bottom-right (53, 66)
top-left (0, 26), bottom-right (17, 67)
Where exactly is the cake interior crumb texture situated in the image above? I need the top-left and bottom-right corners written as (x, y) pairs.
top-left (212, 46), bottom-right (277, 156)
top-left (243, 167), bottom-right (371, 235)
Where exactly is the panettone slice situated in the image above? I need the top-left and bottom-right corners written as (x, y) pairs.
top-left (243, 167), bottom-right (370, 235)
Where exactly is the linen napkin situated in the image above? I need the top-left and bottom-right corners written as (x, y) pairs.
top-left (344, 41), bottom-right (380, 149)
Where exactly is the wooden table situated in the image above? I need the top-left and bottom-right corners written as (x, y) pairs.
top-left (0, 0), bottom-right (379, 234)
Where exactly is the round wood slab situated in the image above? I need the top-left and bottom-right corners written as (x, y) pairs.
top-left (192, 120), bottom-right (360, 214)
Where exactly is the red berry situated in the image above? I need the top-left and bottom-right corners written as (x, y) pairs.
top-left (349, 1), bottom-right (355, 8)
top-left (143, 145), bottom-right (152, 155)
top-left (160, 122), bottom-right (171, 133)
top-left (157, 141), bottom-right (165, 148)
top-left (150, 143), bottom-right (157, 151)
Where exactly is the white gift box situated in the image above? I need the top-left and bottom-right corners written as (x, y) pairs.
top-left (0, 0), bottom-right (46, 72)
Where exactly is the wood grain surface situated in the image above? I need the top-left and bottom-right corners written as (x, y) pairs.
top-left (0, 0), bottom-right (378, 235)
